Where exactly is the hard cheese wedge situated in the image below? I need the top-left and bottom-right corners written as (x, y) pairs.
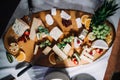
top-left (29, 18), bottom-right (43, 40)
top-left (52, 45), bottom-right (67, 60)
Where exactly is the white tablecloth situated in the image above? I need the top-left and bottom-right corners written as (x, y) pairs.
top-left (0, 0), bottom-right (120, 80)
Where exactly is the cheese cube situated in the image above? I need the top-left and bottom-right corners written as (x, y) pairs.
top-left (42, 46), bottom-right (52, 55)
top-left (12, 19), bottom-right (29, 37)
top-left (76, 18), bottom-right (82, 28)
top-left (52, 45), bottom-right (67, 60)
top-left (50, 27), bottom-right (63, 41)
top-left (51, 8), bottom-right (56, 16)
top-left (60, 10), bottom-right (71, 20)
top-left (63, 44), bottom-right (71, 54)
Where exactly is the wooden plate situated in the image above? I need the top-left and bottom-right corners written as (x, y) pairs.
top-left (3, 9), bottom-right (115, 67)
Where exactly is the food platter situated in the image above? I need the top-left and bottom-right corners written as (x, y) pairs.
top-left (3, 9), bottom-right (115, 67)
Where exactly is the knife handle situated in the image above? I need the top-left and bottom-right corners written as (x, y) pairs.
top-left (17, 64), bottom-right (32, 77)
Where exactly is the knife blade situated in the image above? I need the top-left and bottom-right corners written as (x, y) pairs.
top-left (17, 54), bottom-right (46, 77)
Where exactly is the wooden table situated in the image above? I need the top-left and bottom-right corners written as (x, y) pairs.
top-left (104, 20), bottom-right (120, 80)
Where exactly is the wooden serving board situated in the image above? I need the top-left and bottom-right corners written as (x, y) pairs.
top-left (3, 9), bottom-right (115, 67)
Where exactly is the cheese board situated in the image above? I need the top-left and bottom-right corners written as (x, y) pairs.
top-left (3, 9), bottom-right (115, 67)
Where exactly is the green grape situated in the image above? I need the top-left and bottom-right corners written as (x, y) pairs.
top-left (63, 39), bottom-right (67, 42)
top-left (92, 26), bottom-right (97, 30)
top-left (97, 35), bottom-right (101, 38)
top-left (48, 42), bottom-right (51, 46)
top-left (45, 40), bottom-right (49, 43)
top-left (98, 25), bottom-right (103, 30)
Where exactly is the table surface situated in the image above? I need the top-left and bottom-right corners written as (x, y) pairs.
top-left (104, 20), bottom-right (120, 80)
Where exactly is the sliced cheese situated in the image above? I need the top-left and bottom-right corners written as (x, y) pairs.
top-left (80, 54), bottom-right (93, 63)
top-left (45, 14), bottom-right (54, 25)
top-left (33, 45), bottom-right (39, 55)
top-left (42, 46), bottom-right (52, 55)
top-left (91, 40), bottom-right (108, 49)
top-left (60, 10), bottom-right (71, 20)
top-left (83, 51), bottom-right (94, 60)
top-left (79, 29), bottom-right (88, 40)
top-left (12, 19), bottom-right (30, 37)
top-left (76, 18), bottom-right (82, 28)
top-left (50, 27), bottom-right (63, 41)
top-left (29, 18), bottom-right (43, 40)
top-left (63, 44), bottom-right (71, 54)
top-left (51, 8), bottom-right (57, 16)
top-left (52, 45), bottom-right (67, 60)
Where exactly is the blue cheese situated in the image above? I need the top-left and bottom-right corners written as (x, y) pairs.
top-left (12, 19), bottom-right (29, 37)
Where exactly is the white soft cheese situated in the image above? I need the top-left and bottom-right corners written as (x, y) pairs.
top-left (12, 19), bottom-right (30, 37)
top-left (91, 40), bottom-right (108, 49)
top-left (60, 10), bottom-right (71, 20)
top-left (45, 14), bottom-right (54, 25)
top-left (63, 44), bottom-right (71, 54)
top-left (50, 27), bottom-right (63, 41)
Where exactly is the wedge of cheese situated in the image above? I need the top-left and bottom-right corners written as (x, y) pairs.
top-left (52, 45), bottom-right (67, 60)
top-left (50, 27), bottom-right (63, 41)
top-left (29, 18), bottom-right (43, 40)
top-left (91, 40), bottom-right (108, 49)
top-left (12, 19), bottom-right (30, 37)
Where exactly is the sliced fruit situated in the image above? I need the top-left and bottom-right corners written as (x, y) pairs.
top-left (49, 52), bottom-right (56, 65)
top-left (15, 51), bottom-right (26, 62)
top-left (81, 15), bottom-right (89, 24)
top-left (91, 40), bottom-right (108, 49)
top-left (105, 33), bottom-right (112, 44)
top-left (85, 19), bottom-right (91, 30)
